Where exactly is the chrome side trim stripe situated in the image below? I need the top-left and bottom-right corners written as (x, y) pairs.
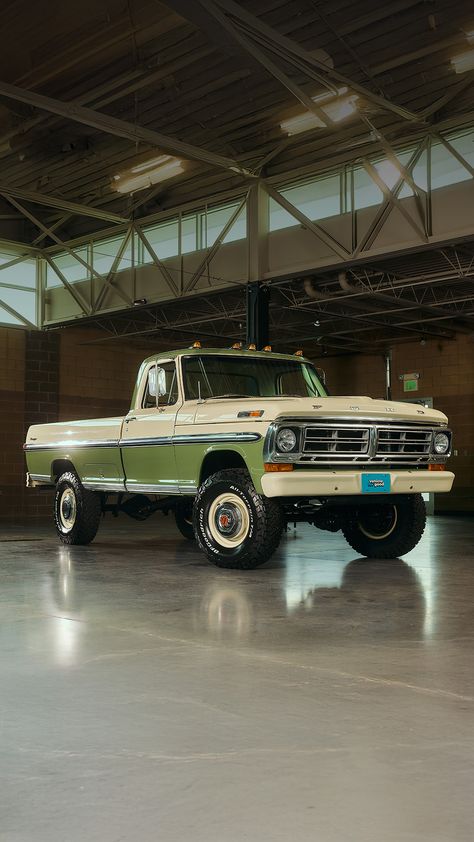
top-left (125, 482), bottom-right (181, 494)
top-left (120, 432), bottom-right (262, 447)
top-left (25, 440), bottom-right (119, 451)
top-left (25, 432), bottom-right (262, 451)
top-left (82, 481), bottom-right (126, 492)
top-left (173, 432), bottom-right (262, 445)
top-left (29, 472), bottom-right (53, 483)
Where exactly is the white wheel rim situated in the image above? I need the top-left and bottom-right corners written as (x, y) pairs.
top-left (59, 488), bottom-right (77, 533)
top-left (358, 505), bottom-right (398, 540)
top-left (208, 493), bottom-right (250, 548)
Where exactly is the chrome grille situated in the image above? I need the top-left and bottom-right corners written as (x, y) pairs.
top-left (303, 426), bottom-right (370, 456)
top-left (297, 422), bottom-right (437, 465)
top-left (376, 427), bottom-right (432, 458)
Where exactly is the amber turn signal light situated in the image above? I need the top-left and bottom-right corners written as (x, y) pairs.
top-left (192, 340), bottom-right (202, 348)
top-left (428, 464), bottom-right (446, 471)
top-left (264, 463), bottom-right (294, 472)
top-left (295, 349), bottom-right (304, 356)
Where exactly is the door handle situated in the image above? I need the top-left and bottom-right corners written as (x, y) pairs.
top-left (125, 416), bottom-right (136, 422)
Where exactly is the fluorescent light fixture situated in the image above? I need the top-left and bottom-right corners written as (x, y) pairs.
top-left (280, 88), bottom-right (358, 136)
top-left (113, 154), bottom-right (184, 194)
top-left (451, 48), bottom-right (474, 74)
top-left (130, 154), bottom-right (172, 174)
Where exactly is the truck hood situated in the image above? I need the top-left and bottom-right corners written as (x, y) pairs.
top-left (191, 396), bottom-right (447, 426)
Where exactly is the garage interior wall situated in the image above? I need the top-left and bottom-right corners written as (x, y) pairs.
top-left (1, 325), bottom-right (471, 517)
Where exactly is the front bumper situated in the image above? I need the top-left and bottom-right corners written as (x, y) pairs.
top-left (261, 469), bottom-right (455, 498)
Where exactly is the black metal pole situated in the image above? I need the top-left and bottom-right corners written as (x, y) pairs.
top-left (246, 282), bottom-right (269, 349)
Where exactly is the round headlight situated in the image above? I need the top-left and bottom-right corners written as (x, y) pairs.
top-left (276, 427), bottom-right (297, 453)
top-left (434, 432), bottom-right (450, 454)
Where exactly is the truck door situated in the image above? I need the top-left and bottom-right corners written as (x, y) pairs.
top-left (120, 359), bottom-right (181, 494)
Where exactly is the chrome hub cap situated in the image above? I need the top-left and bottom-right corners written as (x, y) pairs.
top-left (208, 493), bottom-right (250, 548)
top-left (59, 488), bottom-right (77, 533)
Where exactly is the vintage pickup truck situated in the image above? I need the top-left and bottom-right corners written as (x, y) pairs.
top-left (24, 344), bottom-right (454, 569)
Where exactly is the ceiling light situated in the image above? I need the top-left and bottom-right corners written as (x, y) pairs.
top-left (113, 155), bottom-right (184, 194)
top-left (280, 88), bottom-right (358, 136)
top-left (450, 48), bottom-right (474, 74)
top-left (131, 154), bottom-right (174, 174)
top-left (465, 29), bottom-right (474, 44)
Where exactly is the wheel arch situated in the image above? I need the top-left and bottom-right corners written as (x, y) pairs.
top-left (199, 448), bottom-right (248, 486)
top-left (51, 458), bottom-right (77, 482)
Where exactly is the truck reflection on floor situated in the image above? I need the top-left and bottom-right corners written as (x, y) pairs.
top-left (196, 558), bottom-right (425, 642)
top-left (45, 545), bottom-right (425, 646)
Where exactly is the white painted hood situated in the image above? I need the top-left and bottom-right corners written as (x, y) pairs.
top-left (189, 396), bottom-right (448, 426)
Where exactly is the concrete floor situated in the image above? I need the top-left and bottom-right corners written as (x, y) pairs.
top-left (0, 514), bottom-right (473, 842)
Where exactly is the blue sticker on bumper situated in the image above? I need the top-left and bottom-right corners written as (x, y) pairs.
top-left (361, 473), bottom-right (391, 493)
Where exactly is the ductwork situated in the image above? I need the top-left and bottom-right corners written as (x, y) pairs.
top-left (303, 277), bottom-right (326, 300)
top-left (338, 270), bottom-right (360, 292)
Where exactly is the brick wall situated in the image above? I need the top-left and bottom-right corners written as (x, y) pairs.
top-left (320, 335), bottom-right (474, 512)
top-left (0, 329), bottom-right (26, 519)
top-left (0, 326), bottom-right (150, 520)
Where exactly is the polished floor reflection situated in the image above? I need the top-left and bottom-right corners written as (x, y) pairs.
top-left (1, 516), bottom-right (473, 841)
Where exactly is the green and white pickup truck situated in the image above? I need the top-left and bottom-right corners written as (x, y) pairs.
top-left (24, 345), bottom-right (454, 569)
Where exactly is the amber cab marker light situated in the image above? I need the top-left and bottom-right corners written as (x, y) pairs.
top-left (263, 345), bottom-right (272, 352)
top-left (231, 342), bottom-right (242, 350)
top-left (429, 464), bottom-right (446, 471)
top-left (192, 340), bottom-right (202, 349)
top-left (247, 343), bottom-right (257, 351)
top-left (295, 349), bottom-right (304, 356)
top-left (264, 463), bottom-right (294, 472)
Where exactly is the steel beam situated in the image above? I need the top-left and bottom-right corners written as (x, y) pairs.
top-left (0, 80), bottom-right (253, 177)
top-left (0, 183), bottom-right (127, 224)
top-left (213, 0), bottom-right (423, 123)
top-left (263, 182), bottom-right (349, 260)
top-left (192, 0), bottom-right (334, 128)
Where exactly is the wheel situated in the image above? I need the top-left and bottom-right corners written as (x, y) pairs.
top-left (341, 494), bottom-right (426, 559)
top-left (175, 498), bottom-right (195, 540)
top-left (54, 471), bottom-right (101, 545)
top-left (193, 469), bottom-right (283, 569)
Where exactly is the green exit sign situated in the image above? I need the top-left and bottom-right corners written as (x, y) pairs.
top-left (404, 378), bottom-right (418, 392)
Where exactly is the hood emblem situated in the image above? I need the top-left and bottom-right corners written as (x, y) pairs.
top-left (386, 407), bottom-right (395, 413)
top-left (313, 404), bottom-right (322, 409)
top-left (349, 405), bottom-right (360, 411)
top-left (417, 409), bottom-right (425, 414)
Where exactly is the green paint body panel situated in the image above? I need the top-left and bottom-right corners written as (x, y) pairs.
top-left (26, 439), bottom-right (266, 494)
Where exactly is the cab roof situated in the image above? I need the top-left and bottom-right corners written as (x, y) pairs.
top-left (142, 347), bottom-right (311, 365)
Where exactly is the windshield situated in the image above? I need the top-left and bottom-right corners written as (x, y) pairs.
top-left (182, 354), bottom-right (327, 400)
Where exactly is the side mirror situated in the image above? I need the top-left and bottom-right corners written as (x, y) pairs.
top-left (148, 366), bottom-right (167, 400)
top-left (156, 367), bottom-right (167, 397)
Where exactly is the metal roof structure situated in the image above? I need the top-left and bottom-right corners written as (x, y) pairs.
top-left (0, 0), bottom-right (473, 355)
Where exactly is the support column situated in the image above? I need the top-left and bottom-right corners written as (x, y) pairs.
top-left (246, 183), bottom-right (270, 349)
top-left (247, 182), bottom-right (269, 283)
top-left (246, 282), bottom-right (270, 349)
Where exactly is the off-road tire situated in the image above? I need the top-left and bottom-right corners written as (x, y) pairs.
top-left (175, 498), bottom-right (195, 541)
top-left (193, 468), bottom-right (283, 569)
top-left (341, 493), bottom-right (426, 559)
top-left (54, 471), bottom-right (101, 545)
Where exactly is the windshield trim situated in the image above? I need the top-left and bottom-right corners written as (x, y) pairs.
top-left (181, 353), bottom-right (327, 401)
